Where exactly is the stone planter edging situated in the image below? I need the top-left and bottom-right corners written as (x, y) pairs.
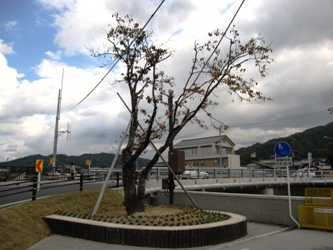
top-left (43, 212), bottom-right (247, 248)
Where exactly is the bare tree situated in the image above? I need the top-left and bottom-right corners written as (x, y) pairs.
top-left (93, 14), bottom-right (273, 215)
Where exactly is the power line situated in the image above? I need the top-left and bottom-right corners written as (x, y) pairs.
top-left (189, 0), bottom-right (246, 85)
top-left (172, 109), bottom-right (330, 145)
top-left (67, 61), bottom-right (117, 112)
top-left (67, 0), bottom-right (165, 112)
top-left (229, 109), bottom-right (328, 128)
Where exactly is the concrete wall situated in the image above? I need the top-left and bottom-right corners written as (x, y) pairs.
top-left (156, 190), bottom-right (304, 227)
top-left (228, 154), bottom-right (240, 168)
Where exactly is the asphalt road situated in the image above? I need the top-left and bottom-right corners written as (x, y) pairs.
top-left (0, 180), bottom-right (118, 207)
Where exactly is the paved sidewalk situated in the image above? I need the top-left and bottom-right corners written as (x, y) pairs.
top-left (28, 222), bottom-right (333, 250)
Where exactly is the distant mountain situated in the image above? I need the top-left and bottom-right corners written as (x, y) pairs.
top-left (0, 152), bottom-right (151, 169)
top-left (236, 121), bottom-right (333, 166)
top-left (3, 122), bottom-right (333, 168)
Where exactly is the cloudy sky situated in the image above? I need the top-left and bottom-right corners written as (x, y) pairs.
top-left (1, 0), bottom-right (332, 163)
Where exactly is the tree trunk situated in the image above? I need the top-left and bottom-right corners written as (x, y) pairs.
top-left (122, 164), bottom-right (138, 215)
top-left (122, 147), bottom-right (145, 215)
top-left (137, 173), bottom-right (148, 208)
top-left (122, 164), bottom-right (149, 215)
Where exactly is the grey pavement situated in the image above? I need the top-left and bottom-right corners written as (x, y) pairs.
top-left (28, 222), bottom-right (333, 250)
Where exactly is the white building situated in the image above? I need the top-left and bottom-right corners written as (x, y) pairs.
top-left (173, 135), bottom-right (241, 169)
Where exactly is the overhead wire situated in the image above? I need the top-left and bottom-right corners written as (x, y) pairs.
top-left (189, 0), bottom-right (246, 85)
top-left (173, 109), bottom-right (331, 144)
top-left (67, 0), bottom-right (166, 112)
top-left (181, 0), bottom-right (245, 130)
top-left (228, 109), bottom-right (329, 128)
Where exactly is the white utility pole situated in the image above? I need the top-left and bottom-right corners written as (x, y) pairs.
top-left (52, 69), bottom-right (64, 173)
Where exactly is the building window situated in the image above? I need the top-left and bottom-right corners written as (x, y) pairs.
top-left (214, 159), bottom-right (222, 167)
top-left (201, 146), bottom-right (211, 155)
top-left (226, 148), bottom-right (232, 154)
top-left (214, 159), bottom-right (223, 167)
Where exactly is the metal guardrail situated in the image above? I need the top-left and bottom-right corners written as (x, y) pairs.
top-left (0, 173), bottom-right (121, 203)
top-left (145, 167), bottom-right (333, 180)
top-left (1, 166), bottom-right (332, 201)
top-left (2, 165), bottom-right (332, 183)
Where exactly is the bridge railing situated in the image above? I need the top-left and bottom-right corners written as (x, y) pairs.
top-left (2, 165), bottom-right (333, 184)
top-left (144, 167), bottom-right (333, 180)
top-left (87, 167), bottom-right (333, 180)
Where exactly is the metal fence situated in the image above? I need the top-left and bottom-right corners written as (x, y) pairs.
top-left (0, 166), bottom-right (122, 182)
top-left (0, 166), bottom-right (122, 203)
top-left (146, 167), bottom-right (333, 180)
top-left (0, 176), bottom-right (81, 203)
top-left (2, 165), bottom-right (333, 183)
top-left (1, 165), bottom-right (333, 205)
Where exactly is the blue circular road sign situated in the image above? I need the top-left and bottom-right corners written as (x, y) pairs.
top-left (274, 141), bottom-right (291, 157)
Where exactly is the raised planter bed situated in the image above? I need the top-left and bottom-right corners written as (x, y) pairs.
top-left (44, 212), bottom-right (247, 248)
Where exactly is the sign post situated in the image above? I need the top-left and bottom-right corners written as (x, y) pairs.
top-left (35, 160), bottom-right (43, 191)
top-left (86, 159), bottom-right (91, 174)
top-left (308, 152), bottom-right (312, 178)
top-left (274, 141), bottom-right (291, 158)
top-left (274, 141), bottom-right (299, 228)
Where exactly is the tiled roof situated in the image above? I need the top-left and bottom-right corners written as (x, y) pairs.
top-left (174, 135), bottom-right (234, 148)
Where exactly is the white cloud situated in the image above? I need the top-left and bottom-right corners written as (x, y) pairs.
top-left (45, 50), bottom-right (62, 60)
top-left (51, 1), bottom-right (112, 56)
top-left (1, 0), bottom-right (333, 162)
top-left (0, 49), bottom-right (123, 160)
top-left (3, 20), bottom-right (18, 31)
top-left (0, 39), bottom-right (15, 54)
top-left (36, 0), bottom-right (76, 11)
top-left (0, 53), bottom-right (23, 93)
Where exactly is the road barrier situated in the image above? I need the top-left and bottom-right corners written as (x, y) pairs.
top-left (0, 173), bottom-right (118, 204)
top-left (298, 188), bottom-right (333, 230)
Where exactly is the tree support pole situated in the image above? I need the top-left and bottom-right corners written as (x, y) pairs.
top-left (168, 91), bottom-right (175, 205)
top-left (91, 117), bottom-right (132, 216)
top-left (117, 93), bottom-right (198, 207)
